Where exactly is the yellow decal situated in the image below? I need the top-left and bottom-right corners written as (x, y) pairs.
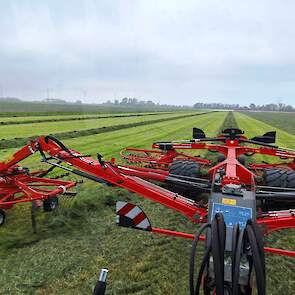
top-left (222, 198), bottom-right (236, 206)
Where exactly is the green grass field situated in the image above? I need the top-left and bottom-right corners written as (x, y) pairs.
top-left (0, 112), bottom-right (196, 141)
top-left (0, 110), bottom-right (294, 295)
top-left (243, 111), bottom-right (295, 136)
top-left (0, 112), bottom-right (172, 124)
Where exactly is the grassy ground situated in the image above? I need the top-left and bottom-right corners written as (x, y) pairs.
top-left (235, 112), bottom-right (295, 294)
top-left (0, 112), bottom-right (173, 124)
top-left (0, 112), bottom-right (195, 141)
top-left (1, 111), bottom-right (294, 294)
top-left (0, 101), bottom-right (192, 114)
top-left (0, 112), bottom-right (225, 161)
top-left (0, 112), bottom-right (211, 150)
top-left (0, 111), bottom-right (227, 295)
top-left (243, 111), bottom-right (295, 136)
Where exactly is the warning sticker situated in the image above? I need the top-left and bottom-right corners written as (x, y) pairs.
top-left (222, 198), bottom-right (236, 206)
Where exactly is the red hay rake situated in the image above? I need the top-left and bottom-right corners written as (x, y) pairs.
top-left (0, 128), bottom-right (294, 294)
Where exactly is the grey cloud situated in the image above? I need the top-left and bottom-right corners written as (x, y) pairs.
top-left (1, 0), bottom-right (295, 105)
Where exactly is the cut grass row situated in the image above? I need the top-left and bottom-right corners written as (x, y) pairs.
top-left (235, 112), bottom-right (295, 149)
top-left (0, 112), bottom-right (188, 141)
top-left (0, 111), bottom-right (210, 150)
top-left (0, 111), bottom-right (174, 125)
top-left (234, 112), bottom-right (295, 294)
top-left (242, 111), bottom-right (295, 136)
top-left (0, 111), bottom-right (228, 295)
top-left (0, 111), bottom-right (225, 165)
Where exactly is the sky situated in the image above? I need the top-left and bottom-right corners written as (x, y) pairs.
top-left (1, 0), bottom-right (295, 106)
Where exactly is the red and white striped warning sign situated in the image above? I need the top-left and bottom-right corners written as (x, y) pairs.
top-left (116, 201), bottom-right (151, 231)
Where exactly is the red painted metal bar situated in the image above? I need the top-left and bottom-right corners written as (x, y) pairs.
top-left (152, 227), bottom-right (205, 241)
top-left (153, 141), bottom-right (295, 160)
top-left (152, 227), bottom-right (295, 257)
top-left (263, 247), bottom-right (295, 257)
top-left (116, 166), bottom-right (167, 182)
top-left (0, 142), bottom-right (38, 172)
top-left (257, 215), bottom-right (295, 232)
top-left (118, 165), bottom-right (169, 175)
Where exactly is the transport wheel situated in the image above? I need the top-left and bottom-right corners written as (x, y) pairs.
top-left (168, 160), bottom-right (201, 199)
top-left (264, 168), bottom-right (295, 188)
top-left (263, 168), bottom-right (295, 210)
top-left (169, 160), bottom-right (200, 178)
top-left (0, 208), bottom-right (6, 226)
top-left (43, 197), bottom-right (59, 212)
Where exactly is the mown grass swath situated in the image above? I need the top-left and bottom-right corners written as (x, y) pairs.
top-left (0, 112), bottom-right (192, 140)
top-left (0, 111), bottom-right (174, 125)
top-left (0, 111), bottom-right (211, 149)
top-left (243, 111), bottom-right (295, 136)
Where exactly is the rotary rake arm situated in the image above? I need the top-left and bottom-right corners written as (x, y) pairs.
top-left (35, 136), bottom-right (207, 222)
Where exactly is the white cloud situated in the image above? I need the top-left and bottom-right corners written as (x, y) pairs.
top-left (0, 0), bottom-right (295, 105)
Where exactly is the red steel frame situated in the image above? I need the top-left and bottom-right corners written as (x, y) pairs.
top-left (0, 144), bottom-right (76, 210)
top-left (120, 147), bottom-right (211, 168)
top-left (0, 135), bottom-right (294, 257)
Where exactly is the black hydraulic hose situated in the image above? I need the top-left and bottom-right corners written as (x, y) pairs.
top-left (211, 213), bottom-right (226, 295)
top-left (232, 221), bottom-right (266, 295)
top-left (194, 232), bottom-right (212, 295)
top-left (190, 213), bottom-right (226, 295)
top-left (232, 228), bottom-right (245, 295)
top-left (231, 224), bottom-right (240, 284)
top-left (247, 220), bottom-right (265, 279)
top-left (246, 225), bottom-right (266, 295)
top-left (194, 247), bottom-right (211, 294)
top-left (189, 223), bottom-right (211, 295)
top-left (44, 135), bottom-right (72, 154)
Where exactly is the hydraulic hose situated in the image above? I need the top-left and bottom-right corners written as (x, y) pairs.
top-left (189, 213), bottom-right (226, 295)
top-left (190, 215), bottom-right (266, 295)
top-left (232, 220), bottom-right (266, 295)
top-left (211, 213), bottom-right (226, 295)
top-left (44, 135), bottom-right (72, 154)
top-left (190, 223), bottom-right (211, 295)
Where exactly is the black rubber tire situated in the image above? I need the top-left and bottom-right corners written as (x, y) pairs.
top-left (263, 168), bottom-right (295, 210)
top-left (43, 197), bottom-right (59, 212)
top-left (168, 160), bottom-right (201, 199)
top-left (169, 160), bottom-right (200, 178)
top-left (264, 168), bottom-right (295, 188)
top-left (217, 154), bottom-right (226, 163)
top-left (238, 155), bottom-right (247, 165)
top-left (0, 208), bottom-right (6, 226)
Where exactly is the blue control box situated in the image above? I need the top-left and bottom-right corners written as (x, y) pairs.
top-left (211, 203), bottom-right (252, 229)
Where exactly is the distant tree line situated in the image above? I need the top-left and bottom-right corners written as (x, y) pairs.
top-left (102, 97), bottom-right (190, 109)
top-left (193, 102), bottom-right (295, 112)
top-left (1, 96), bottom-right (294, 112)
